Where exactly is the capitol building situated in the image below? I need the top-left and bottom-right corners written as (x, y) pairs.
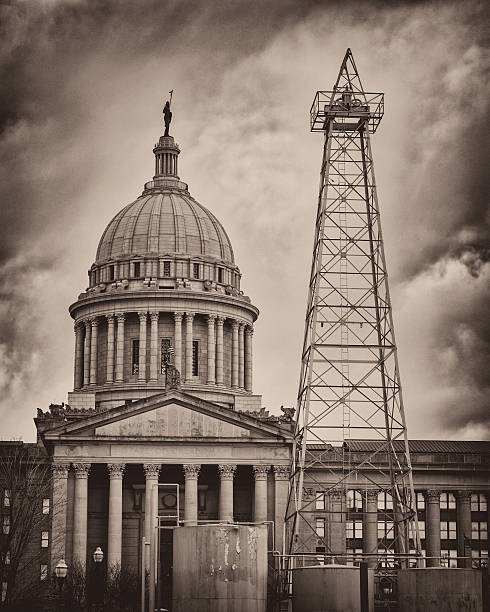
top-left (1, 108), bottom-right (488, 611)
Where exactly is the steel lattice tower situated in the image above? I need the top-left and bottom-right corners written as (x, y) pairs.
top-left (286, 50), bottom-right (421, 565)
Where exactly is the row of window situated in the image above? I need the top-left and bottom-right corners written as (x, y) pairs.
top-left (131, 338), bottom-right (199, 376)
top-left (314, 490), bottom-right (488, 512)
top-left (2, 492), bottom-right (50, 513)
top-left (103, 261), bottom-right (227, 283)
top-left (314, 518), bottom-right (488, 541)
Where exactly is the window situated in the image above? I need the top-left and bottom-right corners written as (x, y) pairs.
top-left (316, 518), bottom-right (325, 538)
top-left (3, 551), bottom-right (10, 565)
top-left (40, 564), bottom-right (48, 581)
top-left (472, 549), bottom-right (488, 568)
top-left (347, 490), bottom-right (362, 511)
top-left (346, 548), bottom-right (363, 566)
top-left (440, 521), bottom-right (456, 540)
top-left (132, 339), bottom-right (140, 375)
top-left (440, 492), bottom-right (456, 509)
top-left (41, 531), bottom-right (49, 548)
top-left (315, 492), bottom-right (325, 510)
top-left (416, 492), bottom-right (425, 510)
top-left (416, 520), bottom-right (425, 540)
top-left (192, 340), bottom-right (199, 376)
top-left (193, 263), bottom-right (200, 279)
top-left (217, 267), bottom-right (223, 283)
top-left (161, 338), bottom-right (172, 374)
top-left (346, 520), bottom-right (363, 539)
top-left (134, 261), bottom-right (141, 277)
top-left (3, 516), bottom-right (10, 535)
top-left (472, 521), bottom-right (488, 540)
top-left (3, 489), bottom-right (10, 507)
top-left (377, 491), bottom-right (393, 510)
top-left (378, 520), bottom-right (394, 540)
top-left (441, 549), bottom-right (458, 568)
top-left (471, 493), bottom-right (487, 512)
top-left (109, 265), bottom-right (115, 281)
top-left (163, 261), bottom-right (171, 277)
top-left (2, 582), bottom-right (7, 604)
top-left (42, 498), bottom-right (50, 515)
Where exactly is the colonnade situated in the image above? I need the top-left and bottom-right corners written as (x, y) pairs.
top-left (73, 312), bottom-right (253, 391)
top-left (51, 462), bottom-right (290, 574)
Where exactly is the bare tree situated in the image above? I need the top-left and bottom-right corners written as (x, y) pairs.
top-left (0, 441), bottom-right (51, 609)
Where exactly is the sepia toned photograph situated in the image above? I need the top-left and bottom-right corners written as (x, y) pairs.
top-left (0, 1), bottom-right (488, 610)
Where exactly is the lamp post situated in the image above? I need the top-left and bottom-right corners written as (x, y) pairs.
top-left (54, 559), bottom-right (68, 612)
top-left (92, 547), bottom-right (104, 612)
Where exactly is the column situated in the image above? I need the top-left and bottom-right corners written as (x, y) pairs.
top-left (107, 464), bottom-right (125, 570)
top-left (457, 490), bottom-right (472, 568)
top-left (362, 489), bottom-right (379, 567)
top-left (238, 323), bottom-right (245, 389)
top-left (138, 311), bottom-right (147, 382)
top-left (216, 316), bottom-right (225, 386)
top-left (74, 323), bottom-right (84, 390)
top-left (89, 317), bottom-right (98, 385)
top-left (83, 319), bottom-right (91, 387)
top-left (150, 312), bottom-right (159, 381)
top-left (185, 312), bottom-right (194, 382)
top-left (73, 463), bottom-right (91, 565)
top-left (273, 466), bottom-right (290, 554)
top-left (144, 464), bottom-right (161, 569)
top-left (253, 465), bottom-right (270, 523)
top-left (106, 314), bottom-right (115, 383)
top-left (425, 489), bottom-right (441, 567)
top-left (115, 313), bottom-right (125, 382)
top-left (50, 463), bottom-right (70, 570)
top-left (207, 315), bottom-right (216, 384)
top-left (174, 313), bottom-right (183, 375)
top-left (329, 488), bottom-right (346, 560)
top-left (231, 320), bottom-right (239, 389)
top-left (244, 325), bottom-right (253, 392)
top-left (183, 464), bottom-right (201, 526)
top-left (218, 464), bottom-right (236, 522)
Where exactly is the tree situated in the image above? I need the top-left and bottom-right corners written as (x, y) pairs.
top-left (0, 441), bottom-right (51, 609)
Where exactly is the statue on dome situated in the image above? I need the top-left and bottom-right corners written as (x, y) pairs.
top-left (163, 96), bottom-right (172, 137)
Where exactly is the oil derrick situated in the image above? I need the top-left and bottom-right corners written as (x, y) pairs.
top-left (286, 50), bottom-right (421, 567)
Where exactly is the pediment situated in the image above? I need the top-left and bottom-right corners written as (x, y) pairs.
top-left (42, 391), bottom-right (292, 442)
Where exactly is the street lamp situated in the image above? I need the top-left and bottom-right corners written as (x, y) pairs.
top-left (54, 559), bottom-right (67, 612)
top-left (92, 547), bottom-right (104, 612)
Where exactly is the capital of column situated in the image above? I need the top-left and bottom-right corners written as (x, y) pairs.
top-left (425, 489), bottom-right (441, 502)
top-left (245, 325), bottom-right (254, 337)
top-left (231, 320), bottom-right (239, 331)
top-left (185, 312), bottom-right (195, 321)
top-left (84, 318), bottom-right (91, 330)
top-left (457, 490), bottom-right (471, 503)
top-left (273, 465), bottom-right (290, 481)
top-left (107, 463), bottom-right (125, 480)
top-left (143, 463), bottom-right (161, 479)
top-left (253, 465), bottom-right (270, 481)
top-left (218, 464), bottom-right (236, 481)
top-left (138, 311), bottom-right (148, 322)
top-left (174, 312), bottom-right (184, 323)
top-left (183, 464), bottom-right (201, 479)
top-left (363, 489), bottom-right (379, 502)
top-left (73, 463), bottom-right (91, 479)
top-left (150, 311), bottom-right (159, 323)
top-left (116, 313), bottom-right (126, 324)
top-left (52, 462), bottom-right (70, 478)
top-left (90, 316), bottom-right (99, 328)
top-left (106, 313), bottom-right (115, 324)
top-left (74, 322), bottom-right (83, 334)
top-left (216, 315), bottom-right (225, 326)
top-left (207, 314), bottom-right (216, 324)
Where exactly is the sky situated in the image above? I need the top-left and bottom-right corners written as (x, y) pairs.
top-left (0, 0), bottom-right (488, 442)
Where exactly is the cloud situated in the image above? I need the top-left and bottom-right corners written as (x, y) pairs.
top-left (0, 0), bottom-right (488, 440)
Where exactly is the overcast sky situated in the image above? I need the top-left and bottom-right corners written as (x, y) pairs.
top-left (0, 0), bottom-right (488, 442)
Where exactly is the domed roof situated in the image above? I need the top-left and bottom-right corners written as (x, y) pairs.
top-left (95, 135), bottom-right (234, 265)
top-left (96, 191), bottom-right (234, 264)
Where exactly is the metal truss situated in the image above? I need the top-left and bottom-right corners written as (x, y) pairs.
top-left (286, 49), bottom-right (421, 564)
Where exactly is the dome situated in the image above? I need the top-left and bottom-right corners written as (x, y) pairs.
top-left (96, 191), bottom-right (234, 264)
